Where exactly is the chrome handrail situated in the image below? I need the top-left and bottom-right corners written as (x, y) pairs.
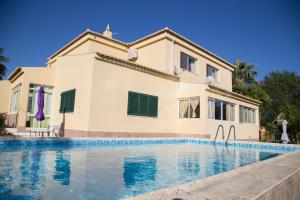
top-left (225, 125), bottom-right (236, 144)
top-left (214, 124), bottom-right (224, 140)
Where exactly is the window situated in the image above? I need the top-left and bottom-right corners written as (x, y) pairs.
top-left (9, 84), bottom-right (21, 113)
top-left (223, 102), bottom-right (235, 121)
top-left (208, 99), bottom-right (215, 119)
top-left (180, 52), bottom-right (197, 73)
top-left (127, 91), bottom-right (158, 117)
top-left (207, 65), bottom-right (218, 81)
top-left (26, 84), bottom-right (53, 128)
top-left (208, 98), bottom-right (235, 121)
top-left (228, 104), bottom-right (235, 121)
top-left (27, 84), bottom-right (53, 115)
top-left (179, 97), bottom-right (200, 118)
top-left (60, 89), bottom-right (76, 113)
top-left (239, 106), bottom-right (256, 124)
top-left (215, 100), bottom-right (222, 120)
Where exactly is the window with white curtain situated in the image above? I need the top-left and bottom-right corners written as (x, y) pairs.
top-left (179, 97), bottom-right (200, 118)
top-left (208, 99), bottom-right (215, 119)
top-left (239, 105), bottom-right (256, 124)
top-left (208, 98), bottom-right (235, 121)
top-left (9, 84), bottom-right (21, 113)
top-left (180, 52), bottom-right (197, 73)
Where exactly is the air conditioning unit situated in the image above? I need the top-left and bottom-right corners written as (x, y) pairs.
top-left (206, 76), bottom-right (216, 86)
top-left (128, 48), bottom-right (138, 61)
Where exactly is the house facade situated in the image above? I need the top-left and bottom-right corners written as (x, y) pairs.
top-left (2, 26), bottom-right (261, 140)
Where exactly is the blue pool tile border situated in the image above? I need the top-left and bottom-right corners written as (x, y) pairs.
top-left (0, 138), bottom-right (298, 152)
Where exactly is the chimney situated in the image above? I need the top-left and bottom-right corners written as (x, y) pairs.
top-left (103, 24), bottom-right (112, 39)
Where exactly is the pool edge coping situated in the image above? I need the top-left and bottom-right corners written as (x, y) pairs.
top-left (0, 136), bottom-right (299, 146)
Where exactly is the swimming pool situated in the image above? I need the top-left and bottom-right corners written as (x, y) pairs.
top-left (0, 138), bottom-right (297, 200)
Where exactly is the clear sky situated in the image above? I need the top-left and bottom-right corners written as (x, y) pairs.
top-left (1, 0), bottom-right (299, 80)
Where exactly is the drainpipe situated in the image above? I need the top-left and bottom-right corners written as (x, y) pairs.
top-left (170, 39), bottom-right (175, 75)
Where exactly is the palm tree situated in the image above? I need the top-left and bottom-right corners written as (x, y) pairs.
top-left (233, 60), bottom-right (258, 85)
top-left (0, 48), bottom-right (9, 80)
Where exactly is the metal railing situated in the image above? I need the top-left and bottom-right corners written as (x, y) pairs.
top-left (225, 125), bottom-right (236, 144)
top-left (214, 125), bottom-right (224, 140)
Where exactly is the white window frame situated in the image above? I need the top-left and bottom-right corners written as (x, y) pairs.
top-left (26, 83), bottom-right (53, 118)
top-left (208, 97), bottom-right (235, 121)
top-left (9, 84), bottom-right (22, 114)
top-left (26, 83), bottom-right (54, 128)
top-left (239, 105), bottom-right (256, 124)
top-left (207, 65), bottom-right (219, 82)
top-left (178, 96), bottom-right (200, 119)
top-left (180, 52), bottom-right (197, 74)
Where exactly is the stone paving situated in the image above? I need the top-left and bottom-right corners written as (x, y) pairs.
top-left (126, 147), bottom-right (300, 200)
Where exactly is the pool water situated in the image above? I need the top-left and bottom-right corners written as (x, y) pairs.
top-left (0, 143), bottom-right (283, 200)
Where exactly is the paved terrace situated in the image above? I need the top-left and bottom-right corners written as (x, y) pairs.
top-left (126, 147), bottom-right (300, 200)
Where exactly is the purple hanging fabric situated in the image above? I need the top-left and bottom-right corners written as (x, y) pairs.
top-left (35, 86), bottom-right (45, 121)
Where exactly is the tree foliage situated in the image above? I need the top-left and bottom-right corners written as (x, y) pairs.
top-left (233, 60), bottom-right (257, 85)
top-left (0, 48), bottom-right (9, 80)
top-left (232, 60), bottom-right (271, 121)
top-left (261, 71), bottom-right (300, 143)
top-left (232, 60), bottom-right (300, 143)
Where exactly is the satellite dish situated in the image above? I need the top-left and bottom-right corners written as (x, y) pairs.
top-left (173, 66), bottom-right (179, 76)
top-left (206, 76), bottom-right (216, 85)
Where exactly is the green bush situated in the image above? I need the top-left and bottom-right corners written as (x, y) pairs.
top-left (0, 114), bottom-right (5, 132)
top-left (263, 122), bottom-right (280, 142)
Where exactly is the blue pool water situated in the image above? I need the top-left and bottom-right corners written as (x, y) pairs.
top-left (0, 139), bottom-right (295, 200)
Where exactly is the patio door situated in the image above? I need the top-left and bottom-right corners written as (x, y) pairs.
top-left (26, 84), bottom-right (53, 128)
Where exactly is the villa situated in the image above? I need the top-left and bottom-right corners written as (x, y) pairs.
top-left (0, 25), bottom-right (261, 139)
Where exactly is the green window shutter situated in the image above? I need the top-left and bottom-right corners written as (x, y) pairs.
top-left (60, 89), bottom-right (75, 113)
top-left (128, 92), bottom-right (139, 115)
top-left (139, 94), bottom-right (148, 116)
top-left (65, 92), bottom-right (70, 112)
top-left (69, 90), bottom-right (75, 112)
top-left (127, 91), bottom-right (158, 117)
top-left (148, 96), bottom-right (158, 117)
top-left (59, 93), bottom-right (65, 113)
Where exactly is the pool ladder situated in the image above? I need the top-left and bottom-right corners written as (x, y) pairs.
top-left (214, 125), bottom-right (224, 140)
top-left (214, 125), bottom-right (236, 145)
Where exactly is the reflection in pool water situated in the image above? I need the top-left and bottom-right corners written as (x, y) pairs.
top-left (53, 151), bottom-right (71, 185)
top-left (177, 152), bottom-right (200, 178)
top-left (0, 144), bottom-right (282, 200)
top-left (123, 156), bottom-right (157, 187)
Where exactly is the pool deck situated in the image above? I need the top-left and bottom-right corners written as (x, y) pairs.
top-left (125, 145), bottom-right (300, 200)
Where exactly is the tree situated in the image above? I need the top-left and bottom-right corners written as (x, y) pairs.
top-left (232, 60), bottom-right (271, 123)
top-left (233, 60), bottom-right (258, 86)
top-left (0, 48), bottom-right (9, 80)
top-left (232, 60), bottom-right (300, 143)
top-left (261, 71), bottom-right (300, 143)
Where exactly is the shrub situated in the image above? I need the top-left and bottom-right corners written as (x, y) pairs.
top-left (0, 114), bottom-right (5, 133)
top-left (263, 122), bottom-right (280, 142)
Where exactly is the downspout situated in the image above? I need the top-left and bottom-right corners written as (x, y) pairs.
top-left (170, 39), bottom-right (175, 75)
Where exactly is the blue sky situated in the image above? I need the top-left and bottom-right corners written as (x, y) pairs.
top-left (1, 0), bottom-right (299, 80)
